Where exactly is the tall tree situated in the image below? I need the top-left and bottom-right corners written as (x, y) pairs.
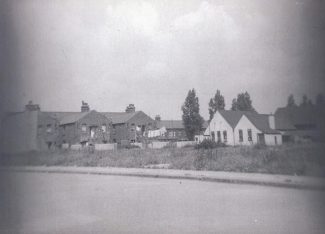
top-left (287, 94), bottom-right (297, 107)
top-left (300, 94), bottom-right (309, 107)
top-left (231, 98), bottom-right (238, 111)
top-left (182, 89), bottom-right (204, 140)
top-left (208, 90), bottom-right (225, 120)
top-left (231, 92), bottom-right (255, 111)
top-left (316, 93), bottom-right (324, 106)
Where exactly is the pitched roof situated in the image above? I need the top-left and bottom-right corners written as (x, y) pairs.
top-left (157, 120), bottom-right (184, 129)
top-left (244, 112), bottom-right (280, 134)
top-left (274, 106), bottom-right (325, 130)
top-left (102, 111), bottom-right (140, 124)
top-left (59, 111), bottom-right (91, 125)
top-left (37, 111), bottom-right (59, 122)
top-left (42, 112), bottom-right (79, 121)
top-left (216, 110), bottom-right (280, 134)
top-left (156, 120), bottom-right (209, 129)
top-left (218, 110), bottom-right (252, 128)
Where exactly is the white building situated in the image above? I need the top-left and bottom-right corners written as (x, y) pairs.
top-left (204, 110), bottom-right (282, 146)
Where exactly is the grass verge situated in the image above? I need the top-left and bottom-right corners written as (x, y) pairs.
top-left (1, 143), bottom-right (324, 177)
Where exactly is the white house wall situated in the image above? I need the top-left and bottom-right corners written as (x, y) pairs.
top-left (204, 112), bottom-right (235, 146)
top-left (234, 115), bottom-right (261, 145)
top-left (265, 134), bottom-right (282, 145)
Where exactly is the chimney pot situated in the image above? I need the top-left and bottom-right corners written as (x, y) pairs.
top-left (81, 101), bottom-right (90, 112)
top-left (125, 104), bottom-right (135, 113)
top-left (25, 101), bottom-right (40, 111)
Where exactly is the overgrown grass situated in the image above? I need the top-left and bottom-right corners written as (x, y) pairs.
top-left (1, 143), bottom-right (324, 177)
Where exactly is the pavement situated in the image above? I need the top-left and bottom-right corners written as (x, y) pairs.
top-left (1, 166), bottom-right (325, 190)
top-left (1, 172), bottom-right (325, 234)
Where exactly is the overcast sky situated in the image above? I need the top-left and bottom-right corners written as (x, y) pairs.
top-left (1, 0), bottom-right (325, 119)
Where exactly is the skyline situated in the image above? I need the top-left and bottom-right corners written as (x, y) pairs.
top-left (1, 0), bottom-right (325, 120)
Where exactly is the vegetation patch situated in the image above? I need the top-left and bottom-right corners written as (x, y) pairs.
top-left (1, 143), bottom-right (324, 177)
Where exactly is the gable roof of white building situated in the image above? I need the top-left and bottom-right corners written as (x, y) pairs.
top-left (218, 110), bottom-right (254, 128)
top-left (244, 112), bottom-right (280, 134)
top-left (213, 110), bottom-right (280, 134)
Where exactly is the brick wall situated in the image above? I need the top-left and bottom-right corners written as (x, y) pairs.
top-left (1, 111), bottom-right (38, 153)
top-left (59, 111), bottom-right (111, 146)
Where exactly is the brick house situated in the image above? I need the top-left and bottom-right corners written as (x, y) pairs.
top-left (274, 106), bottom-right (325, 142)
top-left (1, 101), bottom-right (60, 152)
top-left (103, 104), bottom-right (155, 144)
top-left (36, 111), bottom-right (59, 150)
top-left (58, 111), bottom-right (111, 147)
top-left (1, 101), bottom-right (112, 152)
top-left (45, 102), bottom-right (111, 147)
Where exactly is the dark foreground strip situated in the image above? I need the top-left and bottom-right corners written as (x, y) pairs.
top-left (1, 167), bottom-right (325, 191)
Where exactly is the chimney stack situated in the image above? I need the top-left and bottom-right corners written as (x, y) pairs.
top-left (81, 101), bottom-right (90, 112)
top-left (268, 114), bottom-right (275, 129)
top-left (155, 115), bottom-right (161, 121)
top-left (25, 100), bottom-right (40, 111)
top-left (125, 104), bottom-right (135, 113)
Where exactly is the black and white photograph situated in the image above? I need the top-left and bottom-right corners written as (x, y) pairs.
top-left (1, 0), bottom-right (325, 233)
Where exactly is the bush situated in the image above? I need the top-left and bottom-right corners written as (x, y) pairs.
top-left (118, 144), bottom-right (141, 149)
top-left (195, 139), bottom-right (226, 149)
top-left (253, 143), bottom-right (267, 150)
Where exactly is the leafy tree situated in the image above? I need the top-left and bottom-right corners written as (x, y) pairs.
top-left (231, 98), bottom-right (238, 111)
top-left (231, 92), bottom-right (255, 111)
top-left (300, 94), bottom-right (309, 106)
top-left (182, 89), bottom-right (204, 140)
top-left (316, 93), bottom-right (324, 106)
top-left (287, 94), bottom-right (297, 107)
top-left (208, 90), bottom-right (225, 120)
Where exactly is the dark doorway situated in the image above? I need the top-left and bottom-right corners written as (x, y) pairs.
top-left (257, 134), bottom-right (265, 145)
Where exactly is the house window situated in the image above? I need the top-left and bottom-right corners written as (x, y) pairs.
top-left (239, 129), bottom-right (243, 142)
top-left (168, 131), bottom-right (175, 138)
top-left (247, 129), bottom-right (252, 141)
top-left (46, 124), bottom-right (52, 133)
top-left (223, 131), bottom-right (227, 142)
top-left (90, 127), bottom-right (96, 138)
top-left (102, 124), bottom-right (107, 132)
top-left (217, 131), bottom-right (221, 142)
top-left (275, 136), bottom-right (278, 145)
top-left (81, 124), bottom-right (87, 132)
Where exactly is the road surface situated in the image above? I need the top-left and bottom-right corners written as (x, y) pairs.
top-left (1, 171), bottom-right (324, 234)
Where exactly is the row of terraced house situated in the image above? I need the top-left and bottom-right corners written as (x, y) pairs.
top-left (1, 100), bottom-right (324, 153)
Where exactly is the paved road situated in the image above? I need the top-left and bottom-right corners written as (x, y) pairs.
top-left (1, 172), bottom-right (324, 234)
